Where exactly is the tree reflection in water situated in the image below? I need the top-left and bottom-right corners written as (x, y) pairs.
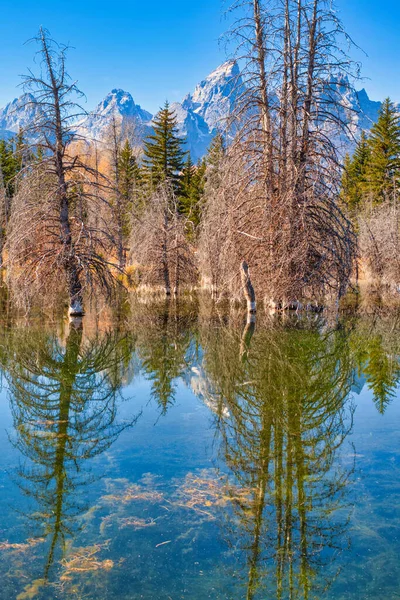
top-left (0, 318), bottom-right (138, 582)
top-left (132, 299), bottom-right (198, 413)
top-left (199, 314), bottom-right (356, 599)
top-left (348, 312), bottom-right (400, 414)
top-left (0, 305), bottom-right (398, 599)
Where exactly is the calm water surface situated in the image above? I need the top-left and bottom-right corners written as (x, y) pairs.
top-left (0, 304), bottom-right (399, 599)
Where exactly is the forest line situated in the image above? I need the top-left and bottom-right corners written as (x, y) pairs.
top-left (0, 0), bottom-right (399, 317)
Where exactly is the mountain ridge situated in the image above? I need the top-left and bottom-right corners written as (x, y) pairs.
top-left (0, 63), bottom-right (395, 161)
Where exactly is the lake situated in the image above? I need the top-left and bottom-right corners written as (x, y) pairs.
top-left (0, 301), bottom-right (399, 599)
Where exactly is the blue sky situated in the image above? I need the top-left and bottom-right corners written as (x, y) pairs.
top-left (0, 0), bottom-right (399, 113)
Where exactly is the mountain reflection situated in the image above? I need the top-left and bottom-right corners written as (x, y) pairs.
top-left (0, 319), bottom-right (137, 581)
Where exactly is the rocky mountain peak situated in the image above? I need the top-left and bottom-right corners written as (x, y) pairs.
top-left (0, 93), bottom-right (42, 135)
top-left (189, 60), bottom-right (242, 131)
top-left (95, 89), bottom-right (152, 122)
top-left (0, 63), bottom-right (393, 161)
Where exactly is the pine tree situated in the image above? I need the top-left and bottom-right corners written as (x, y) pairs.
top-left (142, 102), bottom-right (185, 194)
top-left (105, 118), bottom-right (142, 269)
top-left (180, 154), bottom-right (206, 230)
top-left (365, 98), bottom-right (400, 204)
top-left (0, 135), bottom-right (27, 266)
top-left (205, 133), bottom-right (226, 191)
top-left (363, 336), bottom-right (400, 414)
top-left (341, 131), bottom-right (371, 213)
top-left (136, 304), bottom-right (191, 413)
top-left (15, 128), bottom-right (30, 172)
top-left (181, 153), bottom-right (194, 202)
top-left (118, 139), bottom-right (141, 220)
top-left (113, 138), bottom-right (142, 267)
top-left (119, 139), bottom-right (141, 197)
top-left (0, 139), bottom-right (19, 197)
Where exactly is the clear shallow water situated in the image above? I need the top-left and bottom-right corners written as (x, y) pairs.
top-left (0, 305), bottom-right (399, 599)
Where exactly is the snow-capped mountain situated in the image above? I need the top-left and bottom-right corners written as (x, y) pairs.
top-left (0, 61), bottom-right (242, 161)
top-left (318, 74), bottom-right (391, 155)
top-left (74, 61), bottom-right (241, 161)
top-left (352, 86), bottom-right (384, 132)
top-left (186, 60), bottom-right (243, 132)
top-left (0, 62), bottom-right (395, 161)
top-left (75, 88), bottom-right (153, 145)
top-left (172, 60), bottom-right (243, 160)
top-left (72, 61), bottom-right (241, 161)
top-left (170, 101), bottom-right (213, 161)
top-left (0, 93), bottom-right (43, 140)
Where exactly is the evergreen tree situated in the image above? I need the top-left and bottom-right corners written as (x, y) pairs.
top-left (35, 144), bottom-right (44, 164)
top-left (365, 98), bottom-right (400, 204)
top-left (341, 131), bottom-right (371, 213)
top-left (180, 154), bottom-right (206, 230)
top-left (0, 135), bottom-right (28, 266)
top-left (362, 336), bottom-right (400, 414)
top-left (118, 139), bottom-right (141, 220)
top-left (0, 139), bottom-right (19, 197)
top-left (15, 128), bottom-right (30, 172)
top-left (181, 153), bottom-right (194, 201)
top-left (105, 118), bottom-right (142, 269)
top-left (142, 102), bottom-right (185, 194)
top-left (205, 133), bottom-right (226, 190)
top-left (119, 139), bottom-right (141, 198)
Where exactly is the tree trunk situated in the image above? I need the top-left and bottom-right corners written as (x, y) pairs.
top-left (41, 30), bottom-right (85, 317)
top-left (253, 0), bottom-right (274, 194)
top-left (162, 207), bottom-right (171, 295)
top-left (173, 217), bottom-right (179, 296)
top-left (68, 261), bottom-right (84, 316)
top-left (240, 317), bottom-right (256, 362)
top-left (0, 229), bottom-right (4, 269)
top-left (44, 318), bottom-right (83, 575)
top-left (117, 223), bottom-right (126, 270)
top-left (241, 261), bottom-right (256, 314)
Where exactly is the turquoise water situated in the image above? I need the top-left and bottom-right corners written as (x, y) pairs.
top-left (0, 305), bottom-right (399, 599)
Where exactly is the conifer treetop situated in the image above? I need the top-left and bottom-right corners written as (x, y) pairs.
top-left (142, 101), bottom-right (185, 194)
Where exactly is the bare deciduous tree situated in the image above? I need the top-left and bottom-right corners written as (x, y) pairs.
top-left (6, 28), bottom-right (117, 315)
top-left (359, 203), bottom-right (400, 293)
top-left (0, 169), bottom-right (7, 268)
top-left (200, 0), bottom-right (358, 309)
top-left (198, 153), bottom-right (235, 297)
top-left (131, 184), bottom-right (197, 295)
